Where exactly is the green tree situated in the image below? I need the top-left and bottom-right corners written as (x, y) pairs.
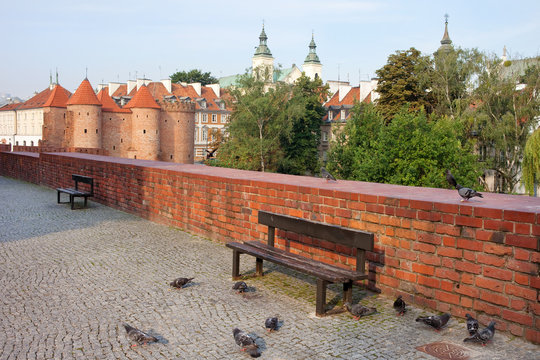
top-left (424, 47), bottom-right (483, 118)
top-left (216, 70), bottom-right (291, 172)
top-left (327, 104), bottom-right (481, 188)
top-left (170, 69), bottom-right (218, 85)
top-left (472, 57), bottom-right (540, 193)
top-left (278, 75), bottom-right (329, 175)
top-left (522, 128), bottom-right (540, 196)
top-left (375, 48), bottom-right (432, 121)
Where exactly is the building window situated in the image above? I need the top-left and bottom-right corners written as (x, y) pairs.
top-left (202, 113), bottom-right (208, 123)
top-left (202, 127), bottom-right (208, 141)
top-left (212, 114), bottom-right (217, 123)
top-left (96, 129), bottom-right (98, 134)
top-left (170, 155), bottom-right (173, 159)
top-left (143, 129), bottom-right (146, 134)
top-left (328, 111), bottom-right (333, 121)
top-left (113, 145), bottom-right (116, 150)
top-left (84, 129), bottom-right (87, 133)
top-left (322, 131), bottom-right (328, 142)
top-left (341, 110), bottom-right (346, 120)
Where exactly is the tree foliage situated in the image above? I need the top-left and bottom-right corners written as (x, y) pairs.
top-left (278, 75), bottom-right (329, 175)
top-left (327, 104), bottom-right (481, 188)
top-left (170, 69), bottom-right (218, 85)
top-left (472, 57), bottom-right (540, 193)
top-left (375, 48), bottom-right (432, 121)
top-left (522, 128), bottom-right (540, 196)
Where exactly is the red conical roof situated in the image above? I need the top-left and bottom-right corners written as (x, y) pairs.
top-left (124, 85), bottom-right (161, 109)
top-left (43, 84), bottom-right (71, 108)
top-left (96, 88), bottom-right (131, 113)
top-left (67, 78), bottom-right (101, 106)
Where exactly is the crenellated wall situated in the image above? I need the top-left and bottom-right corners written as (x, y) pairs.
top-left (1, 151), bottom-right (538, 343)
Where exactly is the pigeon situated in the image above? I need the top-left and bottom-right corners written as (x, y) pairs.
top-left (169, 277), bottom-right (194, 289)
top-left (344, 302), bottom-right (377, 319)
top-left (465, 313), bottom-right (479, 336)
top-left (446, 170), bottom-right (483, 201)
top-left (463, 321), bottom-right (496, 345)
top-left (233, 281), bottom-right (248, 293)
top-left (321, 167), bottom-right (336, 181)
top-left (416, 313), bottom-right (451, 331)
top-left (393, 295), bottom-right (407, 316)
top-left (233, 328), bottom-right (260, 357)
top-left (123, 323), bottom-right (158, 346)
top-left (265, 317), bottom-right (279, 332)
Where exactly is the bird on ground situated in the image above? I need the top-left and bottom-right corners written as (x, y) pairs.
top-left (321, 167), bottom-right (336, 182)
top-left (233, 281), bottom-right (248, 293)
top-left (123, 323), bottom-right (158, 347)
top-left (265, 317), bottom-right (279, 332)
top-left (233, 328), bottom-right (261, 358)
top-left (465, 313), bottom-right (479, 336)
top-left (344, 302), bottom-right (377, 320)
top-left (416, 313), bottom-right (451, 331)
top-left (169, 277), bottom-right (194, 289)
top-left (446, 170), bottom-right (483, 201)
top-left (393, 295), bottom-right (407, 316)
top-left (463, 321), bottom-right (496, 345)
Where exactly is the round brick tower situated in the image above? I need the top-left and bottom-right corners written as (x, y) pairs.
top-left (66, 79), bottom-right (102, 149)
top-left (124, 85), bottom-right (161, 160)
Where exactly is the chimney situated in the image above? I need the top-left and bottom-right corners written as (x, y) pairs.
top-left (127, 80), bottom-right (136, 94)
top-left (207, 83), bottom-right (220, 97)
top-left (108, 82), bottom-right (123, 96)
top-left (190, 82), bottom-right (202, 96)
top-left (136, 78), bottom-right (151, 90)
top-left (161, 79), bottom-right (172, 93)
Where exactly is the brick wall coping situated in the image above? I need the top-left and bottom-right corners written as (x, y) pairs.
top-left (11, 151), bottom-right (39, 158)
top-left (43, 152), bottom-right (540, 216)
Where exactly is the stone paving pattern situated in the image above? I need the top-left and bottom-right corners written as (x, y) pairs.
top-left (0, 176), bottom-right (538, 359)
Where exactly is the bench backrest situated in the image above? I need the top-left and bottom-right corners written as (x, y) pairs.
top-left (72, 174), bottom-right (94, 194)
top-left (258, 211), bottom-right (374, 273)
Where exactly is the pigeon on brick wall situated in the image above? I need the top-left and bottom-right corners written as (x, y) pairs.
top-left (446, 170), bottom-right (483, 201)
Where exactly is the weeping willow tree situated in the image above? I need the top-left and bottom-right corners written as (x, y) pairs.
top-left (522, 128), bottom-right (540, 196)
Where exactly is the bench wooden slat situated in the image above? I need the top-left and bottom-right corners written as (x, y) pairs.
top-left (226, 242), bottom-right (353, 282)
top-left (244, 241), bottom-right (367, 281)
top-left (258, 211), bottom-right (374, 251)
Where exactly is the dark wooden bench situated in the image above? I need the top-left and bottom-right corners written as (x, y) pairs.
top-left (56, 174), bottom-right (94, 210)
top-left (226, 211), bottom-right (374, 316)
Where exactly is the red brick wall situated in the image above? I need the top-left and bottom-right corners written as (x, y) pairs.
top-left (1, 151), bottom-right (538, 343)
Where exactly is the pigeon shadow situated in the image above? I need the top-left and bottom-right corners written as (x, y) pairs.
top-left (147, 329), bottom-right (169, 345)
top-left (251, 333), bottom-right (266, 353)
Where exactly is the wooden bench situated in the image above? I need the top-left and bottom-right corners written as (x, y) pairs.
top-left (56, 174), bottom-right (94, 210)
top-left (226, 211), bottom-right (374, 316)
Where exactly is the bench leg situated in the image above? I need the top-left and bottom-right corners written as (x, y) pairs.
top-left (232, 250), bottom-right (241, 280)
top-left (316, 279), bottom-right (328, 316)
top-left (57, 191), bottom-right (61, 204)
top-left (84, 196), bottom-right (88, 208)
top-left (343, 280), bottom-right (353, 305)
top-left (255, 257), bottom-right (263, 276)
top-left (70, 195), bottom-right (75, 210)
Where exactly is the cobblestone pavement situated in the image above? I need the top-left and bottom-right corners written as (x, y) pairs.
top-left (0, 176), bottom-right (538, 360)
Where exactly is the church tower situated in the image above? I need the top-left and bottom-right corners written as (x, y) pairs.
top-left (303, 33), bottom-right (322, 80)
top-left (252, 24), bottom-right (274, 82)
top-left (437, 14), bottom-right (453, 54)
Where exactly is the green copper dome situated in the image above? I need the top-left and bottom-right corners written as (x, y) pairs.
top-left (304, 34), bottom-right (321, 64)
top-left (254, 25), bottom-right (272, 56)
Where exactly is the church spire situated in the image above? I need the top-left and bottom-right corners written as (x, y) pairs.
top-left (254, 23), bottom-right (272, 57)
top-left (438, 14), bottom-right (453, 53)
top-left (304, 32), bottom-right (321, 64)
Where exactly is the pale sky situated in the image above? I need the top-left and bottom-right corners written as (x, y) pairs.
top-left (1, 0), bottom-right (539, 99)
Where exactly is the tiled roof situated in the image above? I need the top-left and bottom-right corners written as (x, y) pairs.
top-left (43, 84), bottom-right (71, 108)
top-left (111, 84), bottom-right (127, 97)
top-left (96, 88), bottom-right (131, 113)
top-left (16, 87), bottom-right (54, 110)
top-left (67, 79), bottom-right (101, 106)
top-left (0, 102), bottom-right (22, 111)
top-left (124, 85), bottom-right (161, 109)
top-left (171, 83), bottom-right (200, 99)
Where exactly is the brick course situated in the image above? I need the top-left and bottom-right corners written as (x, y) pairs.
top-left (0, 151), bottom-right (538, 344)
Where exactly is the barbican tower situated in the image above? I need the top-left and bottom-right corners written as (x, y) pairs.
top-left (65, 79), bottom-right (102, 149)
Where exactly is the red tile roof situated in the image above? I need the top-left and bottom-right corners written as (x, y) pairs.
top-left (67, 79), bottom-right (101, 106)
top-left (43, 84), bottom-right (71, 108)
top-left (96, 88), bottom-right (131, 113)
top-left (124, 85), bottom-right (161, 109)
top-left (0, 102), bottom-right (22, 111)
top-left (325, 87), bottom-right (360, 107)
top-left (16, 87), bottom-right (54, 110)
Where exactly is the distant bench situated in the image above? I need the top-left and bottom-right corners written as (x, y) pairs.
top-left (57, 174), bottom-right (94, 210)
top-left (226, 211), bottom-right (374, 316)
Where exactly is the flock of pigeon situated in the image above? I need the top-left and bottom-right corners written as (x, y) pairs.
top-left (121, 171), bottom-right (487, 356)
top-left (122, 278), bottom-right (495, 357)
top-left (393, 296), bottom-right (496, 345)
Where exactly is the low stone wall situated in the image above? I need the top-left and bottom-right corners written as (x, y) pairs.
top-left (1, 151), bottom-right (539, 343)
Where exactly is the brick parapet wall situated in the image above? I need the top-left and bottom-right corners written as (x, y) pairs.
top-left (1, 151), bottom-right (538, 343)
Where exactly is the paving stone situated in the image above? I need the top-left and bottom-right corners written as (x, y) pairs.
top-left (0, 176), bottom-right (538, 359)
